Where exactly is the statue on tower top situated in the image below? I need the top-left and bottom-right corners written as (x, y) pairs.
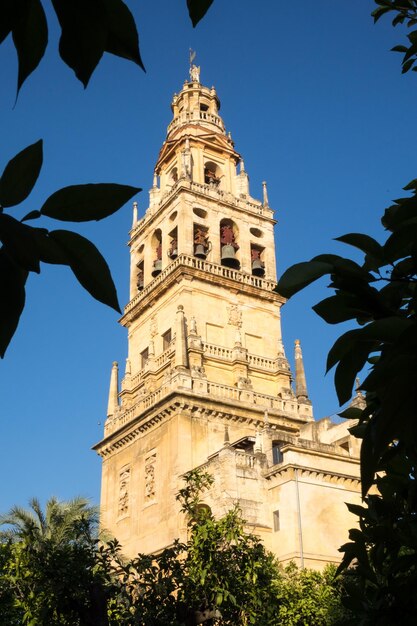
top-left (189, 48), bottom-right (200, 82)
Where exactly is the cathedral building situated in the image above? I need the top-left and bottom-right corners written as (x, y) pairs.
top-left (94, 66), bottom-right (362, 570)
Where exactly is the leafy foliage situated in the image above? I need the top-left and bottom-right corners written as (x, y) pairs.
top-left (277, 178), bottom-right (417, 496)
top-left (277, 6), bottom-right (417, 619)
top-left (373, 1), bottom-right (417, 73)
top-left (0, 475), bottom-right (347, 625)
top-left (0, 140), bottom-right (140, 357)
top-left (336, 444), bottom-right (417, 625)
top-left (0, 0), bottom-right (214, 359)
top-left (275, 562), bottom-right (349, 625)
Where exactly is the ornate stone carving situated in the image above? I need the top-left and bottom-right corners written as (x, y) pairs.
top-left (191, 365), bottom-right (206, 378)
top-left (150, 316), bottom-right (158, 338)
top-left (118, 466), bottom-right (130, 517)
top-left (227, 304), bottom-right (242, 328)
top-left (144, 453), bottom-right (157, 502)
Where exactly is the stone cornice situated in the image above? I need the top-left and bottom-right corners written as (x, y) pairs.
top-left (264, 463), bottom-right (361, 488)
top-left (93, 391), bottom-right (304, 459)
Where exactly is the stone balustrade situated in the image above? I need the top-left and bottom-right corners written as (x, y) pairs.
top-left (124, 254), bottom-right (277, 314)
top-left (167, 110), bottom-right (224, 134)
top-left (202, 342), bottom-right (233, 360)
top-left (235, 451), bottom-right (256, 468)
top-left (104, 376), bottom-right (298, 437)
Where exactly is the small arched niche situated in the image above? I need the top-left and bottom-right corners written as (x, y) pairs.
top-left (151, 229), bottom-right (162, 277)
top-left (251, 244), bottom-right (265, 277)
top-left (167, 227), bottom-right (178, 260)
top-left (204, 161), bottom-right (222, 187)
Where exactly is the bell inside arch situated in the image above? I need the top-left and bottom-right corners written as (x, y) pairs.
top-left (194, 243), bottom-right (207, 258)
top-left (252, 258), bottom-right (265, 277)
top-left (221, 244), bottom-right (240, 269)
top-left (152, 259), bottom-right (162, 277)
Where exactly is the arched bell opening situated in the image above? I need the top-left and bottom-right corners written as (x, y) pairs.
top-left (220, 219), bottom-right (240, 269)
top-left (204, 160), bottom-right (222, 187)
top-left (151, 229), bottom-right (162, 277)
top-left (251, 244), bottom-right (265, 277)
top-left (136, 259), bottom-right (144, 291)
top-left (167, 227), bottom-right (178, 260)
top-left (168, 166), bottom-right (178, 187)
top-left (193, 224), bottom-right (211, 259)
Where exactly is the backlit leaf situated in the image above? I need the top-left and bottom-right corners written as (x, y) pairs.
top-left (12, 0), bottom-right (48, 96)
top-left (0, 139), bottom-right (43, 208)
top-left (187, 0), bottom-right (214, 27)
top-left (40, 183), bottom-right (140, 222)
top-left (0, 250), bottom-right (28, 358)
top-left (276, 261), bottom-right (332, 298)
top-left (49, 230), bottom-right (120, 312)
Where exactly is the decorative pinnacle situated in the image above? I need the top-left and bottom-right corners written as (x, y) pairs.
top-left (132, 201), bottom-right (138, 227)
top-left (262, 181), bottom-right (269, 207)
top-left (107, 361), bottom-right (119, 418)
top-left (294, 339), bottom-right (310, 403)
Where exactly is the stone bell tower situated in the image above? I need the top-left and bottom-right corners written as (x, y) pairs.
top-left (94, 66), bottom-right (361, 568)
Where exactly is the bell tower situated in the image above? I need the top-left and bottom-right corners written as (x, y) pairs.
top-left (95, 67), bottom-right (361, 568)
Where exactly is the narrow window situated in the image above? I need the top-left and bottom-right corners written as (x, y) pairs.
top-left (273, 510), bottom-right (280, 532)
top-left (162, 329), bottom-right (172, 351)
top-left (272, 444), bottom-right (283, 465)
top-left (141, 348), bottom-right (149, 369)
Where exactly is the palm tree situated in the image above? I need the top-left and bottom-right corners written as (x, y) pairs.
top-left (0, 496), bottom-right (99, 545)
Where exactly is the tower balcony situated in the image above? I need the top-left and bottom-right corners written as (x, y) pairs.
top-left (103, 378), bottom-right (301, 439)
top-left (167, 109), bottom-right (225, 135)
top-left (123, 254), bottom-right (279, 320)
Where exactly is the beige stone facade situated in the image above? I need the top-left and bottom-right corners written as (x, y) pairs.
top-left (94, 67), bottom-right (362, 570)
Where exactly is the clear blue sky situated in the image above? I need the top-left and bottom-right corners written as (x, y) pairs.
top-left (1, 0), bottom-right (416, 512)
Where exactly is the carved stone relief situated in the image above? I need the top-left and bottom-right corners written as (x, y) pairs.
top-left (144, 453), bottom-right (157, 502)
top-left (227, 304), bottom-right (242, 328)
top-left (118, 466), bottom-right (130, 517)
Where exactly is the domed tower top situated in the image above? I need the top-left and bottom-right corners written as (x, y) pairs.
top-left (167, 64), bottom-right (225, 139)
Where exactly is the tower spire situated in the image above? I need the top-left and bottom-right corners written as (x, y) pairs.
top-left (107, 361), bottom-right (119, 418)
top-left (294, 339), bottom-right (310, 403)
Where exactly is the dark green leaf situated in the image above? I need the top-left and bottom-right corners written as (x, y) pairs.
top-left (335, 233), bottom-right (384, 260)
top-left (0, 214), bottom-right (41, 272)
top-left (383, 223), bottom-right (417, 263)
top-left (12, 0), bottom-right (48, 96)
top-left (392, 44), bottom-right (408, 52)
top-left (40, 183), bottom-right (140, 222)
top-left (187, 0), bottom-right (214, 27)
top-left (334, 342), bottom-right (370, 406)
top-left (327, 329), bottom-right (361, 373)
top-left (0, 0), bottom-right (16, 44)
top-left (49, 230), bottom-right (120, 312)
top-left (0, 249), bottom-right (28, 358)
top-left (52, 0), bottom-right (107, 88)
top-left (0, 139), bottom-right (43, 208)
top-left (338, 407), bottom-right (364, 421)
top-left (276, 261), bottom-right (332, 298)
top-left (402, 58), bottom-right (415, 73)
top-left (21, 210), bottom-right (41, 222)
top-left (313, 294), bottom-right (373, 325)
top-left (104, 0), bottom-right (145, 70)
